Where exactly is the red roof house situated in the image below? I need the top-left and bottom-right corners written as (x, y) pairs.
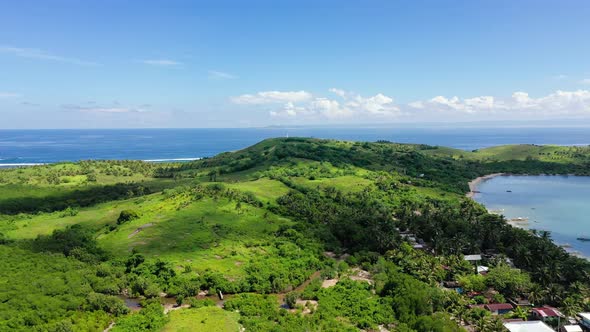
top-left (532, 306), bottom-right (562, 321)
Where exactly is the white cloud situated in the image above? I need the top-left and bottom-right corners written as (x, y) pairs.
top-left (0, 46), bottom-right (98, 66)
top-left (554, 74), bottom-right (568, 80)
top-left (0, 92), bottom-right (21, 99)
top-left (270, 102), bottom-right (309, 117)
top-left (408, 90), bottom-right (590, 116)
top-left (411, 95), bottom-right (496, 113)
top-left (231, 90), bottom-right (313, 104)
top-left (208, 70), bottom-right (238, 80)
top-left (311, 98), bottom-right (351, 118)
top-left (347, 93), bottom-right (399, 115)
top-left (329, 88), bottom-right (347, 97)
top-left (233, 89), bottom-right (399, 119)
top-left (234, 88), bottom-right (590, 122)
top-left (580, 78), bottom-right (590, 85)
top-left (141, 59), bottom-right (182, 66)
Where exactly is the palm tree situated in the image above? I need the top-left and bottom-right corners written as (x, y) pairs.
top-left (570, 281), bottom-right (590, 299)
top-left (510, 306), bottom-right (530, 321)
top-left (561, 296), bottom-right (583, 319)
top-left (545, 283), bottom-right (565, 306)
top-left (527, 283), bottom-right (546, 306)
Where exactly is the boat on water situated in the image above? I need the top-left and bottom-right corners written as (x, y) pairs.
top-left (577, 237), bottom-right (590, 242)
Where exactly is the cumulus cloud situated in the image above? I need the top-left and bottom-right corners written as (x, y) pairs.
top-left (0, 46), bottom-right (98, 66)
top-left (311, 98), bottom-right (351, 118)
top-left (408, 90), bottom-right (590, 116)
top-left (208, 70), bottom-right (238, 80)
top-left (233, 88), bottom-right (590, 122)
top-left (409, 95), bottom-right (496, 113)
top-left (141, 59), bottom-right (182, 66)
top-left (231, 90), bottom-right (313, 105)
top-left (233, 89), bottom-right (399, 119)
top-left (348, 93), bottom-right (399, 115)
top-left (329, 88), bottom-right (347, 97)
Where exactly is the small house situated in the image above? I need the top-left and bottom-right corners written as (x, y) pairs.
top-left (505, 321), bottom-right (554, 332)
top-left (560, 325), bottom-right (583, 332)
top-left (485, 303), bottom-right (513, 315)
top-left (532, 306), bottom-right (562, 321)
top-left (477, 265), bottom-right (489, 275)
top-left (577, 313), bottom-right (590, 329)
top-left (509, 297), bottom-right (531, 307)
top-left (464, 254), bottom-right (482, 262)
top-left (442, 281), bottom-right (462, 293)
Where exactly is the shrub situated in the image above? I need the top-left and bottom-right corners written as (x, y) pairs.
top-left (285, 291), bottom-right (299, 309)
top-left (188, 298), bottom-right (215, 308)
top-left (85, 292), bottom-right (129, 316)
top-left (117, 209), bottom-right (140, 225)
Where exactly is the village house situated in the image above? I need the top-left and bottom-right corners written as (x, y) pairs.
top-left (577, 313), bottom-right (590, 330)
top-left (504, 321), bottom-right (554, 332)
top-left (441, 280), bottom-right (461, 293)
top-left (531, 306), bottom-right (562, 322)
top-left (560, 325), bottom-right (583, 332)
top-left (509, 297), bottom-right (532, 308)
top-left (484, 303), bottom-right (513, 315)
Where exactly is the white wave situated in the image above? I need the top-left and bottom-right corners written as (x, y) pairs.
top-left (143, 158), bottom-right (201, 162)
top-left (0, 163), bottom-right (46, 167)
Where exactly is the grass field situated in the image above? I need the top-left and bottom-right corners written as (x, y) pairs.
top-left (226, 178), bottom-right (291, 203)
top-left (423, 144), bottom-right (590, 163)
top-left (162, 307), bottom-right (240, 332)
top-left (100, 196), bottom-right (293, 276)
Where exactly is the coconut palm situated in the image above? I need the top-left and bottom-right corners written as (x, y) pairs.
top-left (561, 296), bottom-right (583, 319)
top-left (509, 306), bottom-right (530, 321)
top-left (527, 283), bottom-right (546, 306)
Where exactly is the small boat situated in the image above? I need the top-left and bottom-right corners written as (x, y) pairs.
top-left (506, 190), bottom-right (512, 193)
top-left (577, 237), bottom-right (590, 242)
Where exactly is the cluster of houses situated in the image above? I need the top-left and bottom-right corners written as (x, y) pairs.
top-left (503, 307), bottom-right (590, 332)
top-left (397, 232), bottom-right (590, 332)
top-left (399, 231), bottom-right (430, 251)
top-left (462, 293), bottom-right (588, 331)
top-left (442, 254), bottom-right (590, 331)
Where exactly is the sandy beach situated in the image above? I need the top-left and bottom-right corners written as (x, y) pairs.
top-left (466, 173), bottom-right (505, 198)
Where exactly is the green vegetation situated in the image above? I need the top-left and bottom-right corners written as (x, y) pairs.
top-left (162, 306), bottom-right (240, 332)
top-left (2, 138), bottom-right (590, 331)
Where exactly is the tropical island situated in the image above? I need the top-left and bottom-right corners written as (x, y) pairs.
top-left (2, 138), bottom-right (590, 332)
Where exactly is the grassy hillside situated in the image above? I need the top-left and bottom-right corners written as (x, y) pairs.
top-left (1, 138), bottom-right (590, 332)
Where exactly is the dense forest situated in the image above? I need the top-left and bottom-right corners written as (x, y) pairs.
top-left (1, 138), bottom-right (590, 331)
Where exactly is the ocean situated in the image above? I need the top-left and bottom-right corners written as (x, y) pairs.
top-left (2, 126), bottom-right (590, 165)
top-left (473, 175), bottom-right (590, 258)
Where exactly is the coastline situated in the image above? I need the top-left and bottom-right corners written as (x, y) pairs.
top-left (466, 173), bottom-right (505, 198)
top-left (469, 174), bottom-right (590, 260)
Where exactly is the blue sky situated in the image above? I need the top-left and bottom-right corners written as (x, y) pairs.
top-left (1, 0), bottom-right (589, 128)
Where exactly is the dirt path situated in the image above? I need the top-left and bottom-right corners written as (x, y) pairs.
top-left (128, 223), bottom-right (154, 238)
top-left (102, 322), bottom-right (115, 332)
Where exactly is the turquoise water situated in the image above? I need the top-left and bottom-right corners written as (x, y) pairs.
top-left (474, 175), bottom-right (590, 258)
